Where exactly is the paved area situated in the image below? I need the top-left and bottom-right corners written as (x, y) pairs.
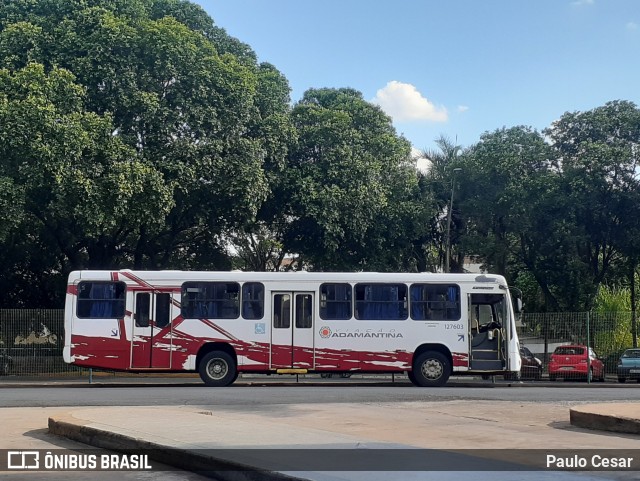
top-left (43, 401), bottom-right (640, 479)
top-left (43, 400), bottom-right (640, 450)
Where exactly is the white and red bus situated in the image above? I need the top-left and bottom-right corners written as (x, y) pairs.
top-left (63, 270), bottom-right (522, 387)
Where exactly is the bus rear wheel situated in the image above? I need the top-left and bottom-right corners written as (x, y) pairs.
top-left (199, 351), bottom-right (237, 387)
top-left (412, 351), bottom-right (450, 387)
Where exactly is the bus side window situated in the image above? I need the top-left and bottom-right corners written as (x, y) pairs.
top-left (355, 284), bottom-right (407, 320)
top-left (295, 294), bottom-right (313, 328)
top-left (319, 283), bottom-right (351, 320)
top-left (242, 282), bottom-right (264, 320)
top-left (135, 293), bottom-right (150, 327)
top-left (155, 293), bottom-right (171, 328)
top-left (273, 294), bottom-right (290, 328)
top-left (181, 282), bottom-right (239, 319)
top-left (410, 284), bottom-right (460, 321)
top-left (77, 281), bottom-right (126, 319)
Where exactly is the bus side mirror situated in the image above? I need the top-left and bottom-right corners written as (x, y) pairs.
top-left (515, 298), bottom-right (523, 313)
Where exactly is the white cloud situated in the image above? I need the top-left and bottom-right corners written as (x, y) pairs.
top-left (372, 81), bottom-right (448, 122)
top-left (627, 22), bottom-right (638, 30)
top-left (411, 147), bottom-right (431, 173)
top-left (457, 105), bottom-right (469, 113)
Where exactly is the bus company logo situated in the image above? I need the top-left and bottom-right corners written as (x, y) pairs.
top-left (319, 326), bottom-right (332, 338)
top-left (320, 328), bottom-right (404, 339)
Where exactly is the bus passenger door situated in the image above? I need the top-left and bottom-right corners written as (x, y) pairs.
top-left (270, 292), bottom-right (315, 370)
top-left (131, 292), bottom-right (173, 369)
top-left (469, 293), bottom-right (506, 372)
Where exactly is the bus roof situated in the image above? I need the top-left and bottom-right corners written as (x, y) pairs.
top-left (68, 270), bottom-right (507, 286)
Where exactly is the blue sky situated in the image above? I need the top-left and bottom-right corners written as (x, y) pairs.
top-left (199, 0), bottom-right (640, 154)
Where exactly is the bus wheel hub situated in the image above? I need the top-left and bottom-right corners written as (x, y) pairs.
top-left (423, 360), bottom-right (442, 379)
top-left (208, 360), bottom-right (226, 378)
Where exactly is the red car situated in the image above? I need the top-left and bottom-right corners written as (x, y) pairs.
top-left (548, 345), bottom-right (605, 382)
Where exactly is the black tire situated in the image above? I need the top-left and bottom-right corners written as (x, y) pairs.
top-left (198, 351), bottom-right (237, 387)
top-left (407, 370), bottom-right (418, 386)
top-left (412, 351), bottom-right (451, 387)
top-left (504, 371), bottom-right (521, 382)
top-left (534, 370), bottom-right (542, 381)
top-left (618, 377), bottom-right (626, 383)
top-left (515, 371), bottom-right (522, 381)
top-left (549, 375), bottom-right (557, 381)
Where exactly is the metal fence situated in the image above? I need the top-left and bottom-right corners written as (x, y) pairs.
top-left (519, 311), bottom-right (638, 374)
top-left (0, 309), bottom-right (87, 376)
top-left (0, 309), bottom-right (637, 377)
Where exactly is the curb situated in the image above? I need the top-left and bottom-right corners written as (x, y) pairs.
top-left (570, 406), bottom-right (640, 435)
top-left (48, 415), bottom-right (309, 481)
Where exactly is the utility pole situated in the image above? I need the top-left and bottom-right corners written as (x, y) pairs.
top-left (444, 168), bottom-right (462, 273)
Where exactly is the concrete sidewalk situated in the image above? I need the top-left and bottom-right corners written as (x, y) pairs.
top-left (40, 400), bottom-right (640, 480)
top-left (2, 376), bottom-right (639, 479)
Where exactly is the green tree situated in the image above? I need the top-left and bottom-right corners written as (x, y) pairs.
top-left (273, 88), bottom-right (425, 271)
top-left (0, 0), bottom-right (294, 304)
top-left (457, 128), bottom-right (550, 265)
top-left (420, 135), bottom-right (463, 272)
top-left (0, 63), bottom-right (171, 306)
top-left (546, 100), bottom-right (640, 309)
top-left (452, 127), bottom-right (587, 312)
top-left (592, 284), bottom-right (634, 360)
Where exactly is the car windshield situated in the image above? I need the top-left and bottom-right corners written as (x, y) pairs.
top-left (622, 350), bottom-right (640, 358)
top-left (554, 347), bottom-right (584, 355)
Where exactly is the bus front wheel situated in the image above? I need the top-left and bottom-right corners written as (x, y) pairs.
top-left (199, 351), bottom-right (237, 387)
top-left (412, 351), bottom-right (450, 387)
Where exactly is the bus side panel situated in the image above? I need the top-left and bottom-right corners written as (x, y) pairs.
top-left (174, 318), bottom-right (270, 371)
top-left (313, 345), bottom-right (355, 371)
top-left (314, 321), bottom-right (470, 372)
top-left (69, 333), bottom-right (131, 370)
top-left (65, 281), bottom-right (132, 371)
top-left (67, 322), bottom-right (131, 371)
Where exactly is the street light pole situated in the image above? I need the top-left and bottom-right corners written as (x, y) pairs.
top-left (445, 168), bottom-right (462, 273)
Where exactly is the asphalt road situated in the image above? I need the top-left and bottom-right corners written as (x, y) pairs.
top-left (1, 381), bottom-right (639, 408)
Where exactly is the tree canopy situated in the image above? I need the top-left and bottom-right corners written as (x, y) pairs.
top-left (0, 0), bottom-right (639, 312)
top-left (0, 0), bottom-right (292, 305)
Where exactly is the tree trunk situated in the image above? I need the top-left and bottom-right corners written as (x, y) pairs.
top-left (631, 258), bottom-right (637, 348)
